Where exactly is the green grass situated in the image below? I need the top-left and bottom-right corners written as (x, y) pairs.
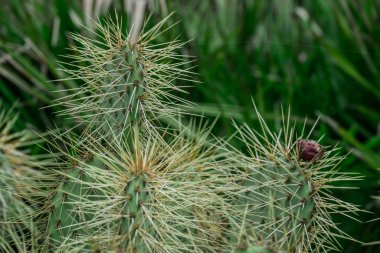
top-left (1, 0), bottom-right (380, 252)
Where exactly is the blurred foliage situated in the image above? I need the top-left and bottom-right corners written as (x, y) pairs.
top-left (0, 0), bottom-right (379, 252)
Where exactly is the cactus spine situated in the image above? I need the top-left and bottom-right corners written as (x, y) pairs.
top-left (0, 103), bottom-right (50, 253)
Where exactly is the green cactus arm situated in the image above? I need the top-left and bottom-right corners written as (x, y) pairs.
top-left (40, 136), bottom-right (110, 251)
top-left (118, 173), bottom-right (149, 249)
top-left (56, 13), bottom-right (194, 138)
top-left (223, 104), bottom-right (362, 253)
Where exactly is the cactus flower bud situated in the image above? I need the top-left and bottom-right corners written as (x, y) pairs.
top-left (297, 139), bottom-right (324, 162)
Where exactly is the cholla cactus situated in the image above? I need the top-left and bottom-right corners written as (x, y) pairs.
top-left (23, 13), bottom-right (361, 253)
top-left (228, 105), bottom-right (361, 253)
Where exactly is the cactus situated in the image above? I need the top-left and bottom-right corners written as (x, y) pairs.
top-left (1, 14), bottom-right (360, 253)
top-left (227, 106), bottom-right (361, 253)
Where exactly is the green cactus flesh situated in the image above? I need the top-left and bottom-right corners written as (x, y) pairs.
top-left (118, 173), bottom-right (149, 250)
top-left (47, 154), bottom-right (104, 248)
top-left (101, 45), bottom-right (145, 137)
top-left (239, 156), bottom-right (315, 252)
top-left (236, 245), bottom-right (286, 253)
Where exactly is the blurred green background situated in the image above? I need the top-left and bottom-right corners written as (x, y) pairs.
top-left (0, 1), bottom-right (379, 252)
